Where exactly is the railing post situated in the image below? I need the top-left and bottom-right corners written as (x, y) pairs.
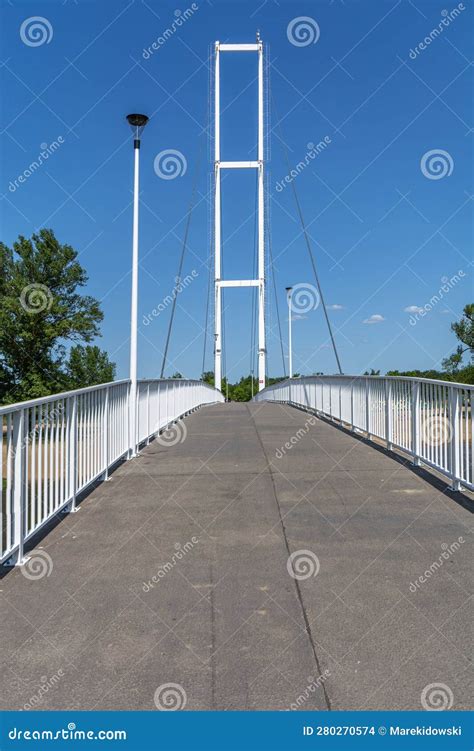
top-left (411, 380), bottom-right (420, 466)
top-left (69, 394), bottom-right (79, 511)
top-left (103, 387), bottom-right (110, 481)
top-left (365, 377), bottom-right (370, 438)
top-left (350, 380), bottom-right (354, 431)
top-left (449, 386), bottom-right (461, 490)
top-left (127, 380), bottom-right (136, 460)
top-left (385, 379), bottom-right (392, 451)
top-left (8, 409), bottom-right (28, 565)
top-left (146, 383), bottom-right (150, 445)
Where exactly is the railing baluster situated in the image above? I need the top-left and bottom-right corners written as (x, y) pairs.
top-left (103, 387), bottom-right (109, 481)
top-left (449, 386), bottom-right (461, 491)
top-left (69, 395), bottom-right (78, 512)
top-left (385, 379), bottom-right (392, 450)
top-left (10, 409), bottom-right (27, 565)
top-left (411, 380), bottom-right (420, 466)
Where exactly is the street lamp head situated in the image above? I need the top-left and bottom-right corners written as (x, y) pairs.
top-left (126, 113), bottom-right (149, 139)
top-left (285, 286), bottom-right (293, 293)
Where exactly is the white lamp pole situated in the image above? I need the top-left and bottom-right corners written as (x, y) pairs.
top-left (126, 113), bottom-right (149, 459)
top-left (286, 286), bottom-right (293, 379)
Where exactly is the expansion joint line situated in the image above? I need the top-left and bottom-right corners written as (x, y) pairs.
top-left (245, 404), bottom-right (332, 710)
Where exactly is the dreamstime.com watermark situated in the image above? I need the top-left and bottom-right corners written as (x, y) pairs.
top-left (275, 138), bottom-right (331, 192)
top-left (142, 5), bottom-right (199, 59)
top-left (20, 282), bottom-right (53, 314)
top-left (8, 724), bottom-right (127, 741)
top-left (23, 670), bottom-right (65, 710)
top-left (287, 550), bottom-right (320, 580)
top-left (420, 149), bottom-right (454, 180)
top-left (409, 4), bottom-right (466, 60)
top-left (142, 538), bottom-right (199, 592)
top-left (8, 138), bottom-right (65, 193)
top-left (289, 670), bottom-right (331, 710)
top-left (275, 414), bottom-right (317, 459)
top-left (421, 414), bottom-right (452, 448)
top-left (155, 420), bottom-right (188, 448)
top-left (289, 283), bottom-right (320, 316)
top-left (409, 537), bottom-right (465, 593)
top-left (21, 550), bottom-right (54, 581)
top-left (142, 271), bottom-right (198, 326)
top-left (287, 16), bottom-right (320, 47)
top-left (407, 271), bottom-right (465, 325)
top-left (9, 403), bottom-right (63, 458)
top-left (421, 682), bottom-right (454, 710)
top-left (20, 16), bottom-right (53, 47)
top-left (154, 149), bottom-right (187, 179)
top-left (154, 683), bottom-right (187, 710)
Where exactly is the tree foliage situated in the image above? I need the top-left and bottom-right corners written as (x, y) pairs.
top-left (66, 345), bottom-right (116, 390)
top-left (0, 229), bottom-right (115, 403)
top-left (441, 304), bottom-right (474, 374)
top-left (201, 372), bottom-right (286, 401)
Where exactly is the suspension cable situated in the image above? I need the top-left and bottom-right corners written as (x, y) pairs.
top-left (271, 92), bottom-right (343, 375)
top-left (160, 136), bottom-right (204, 378)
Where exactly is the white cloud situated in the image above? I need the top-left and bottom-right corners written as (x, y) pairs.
top-left (363, 314), bottom-right (385, 324)
top-left (327, 304), bottom-right (344, 310)
top-left (404, 305), bottom-right (423, 314)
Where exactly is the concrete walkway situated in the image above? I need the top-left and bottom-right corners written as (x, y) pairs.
top-left (1, 402), bottom-right (472, 710)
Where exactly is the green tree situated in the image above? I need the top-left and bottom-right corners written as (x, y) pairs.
top-left (0, 229), bottom-right (115, 403)
top-left (442, 304), bottom-right (474, 374)
top-left (200, 373), bottom-right (287, 401)
top-left (66, 345), bottom-right (116, 389)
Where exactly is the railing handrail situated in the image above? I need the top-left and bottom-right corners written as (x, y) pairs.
top-left (0, 378), bottom-right (222, 415)
top-left (257, 374), bottom-right (474, 393)
top-left (0, 379), bottom-right (130, 415)
top-left (138, 378), bottom-right (218, 388)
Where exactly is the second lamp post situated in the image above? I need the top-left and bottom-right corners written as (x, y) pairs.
top-left (126, 113), bottom-right (149, 458)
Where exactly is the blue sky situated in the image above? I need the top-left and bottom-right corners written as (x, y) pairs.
top-left (1, 0), bottom-right (472, 381)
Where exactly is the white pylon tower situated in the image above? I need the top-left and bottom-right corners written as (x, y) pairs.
top-left (213, 35), bottom-right (266, 393)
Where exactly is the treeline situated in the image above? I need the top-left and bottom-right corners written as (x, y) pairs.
top-left (386, 366), bottom-right (473, 384)
top-left (201, 373), bottom-right (286, 402)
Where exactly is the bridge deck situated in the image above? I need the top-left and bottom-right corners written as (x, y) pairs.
top-left (1, 402), bottom-right (471, 711)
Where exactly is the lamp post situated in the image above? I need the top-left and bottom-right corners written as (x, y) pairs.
top-left (126, 113), bottom-right (149, 458)
top-left (286, 286), bottom-right (293, 379)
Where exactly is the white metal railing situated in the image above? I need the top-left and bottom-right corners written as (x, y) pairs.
top-left (0, 379), bottom-right (223, 565)
top-left (253, 376), bottom-right (473, 491)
